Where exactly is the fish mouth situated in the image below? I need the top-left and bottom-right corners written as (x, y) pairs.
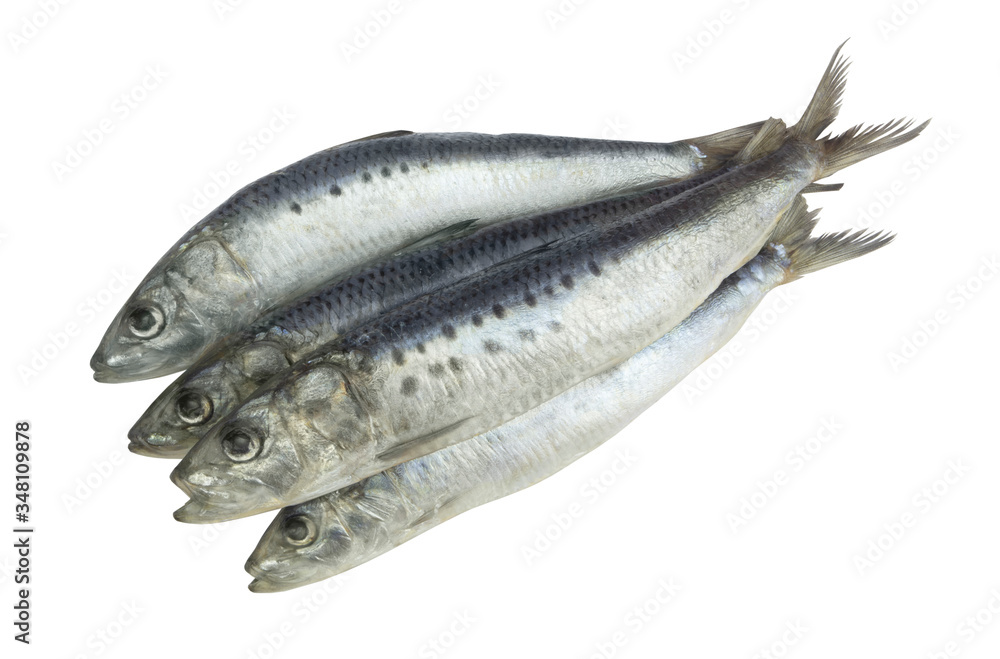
top-left (173, 496), bottom-right (277, 524)
top-left (173, 498), bottom-right (231, 524)
top-left (91, 351), bottom-right (183, 383)
top-left (127, 424), bottom-right (191, 458)
top-left (245, 554), bottom-right (320, 593)
top-left (247, 577), bottom-right (300, 594)
top-left (170, 468), bottom-right (278, 524)
top-left (169, 465), bottom-right (231, 500)
top-left (91, 357), bottom-right (135, 384)
top-left (127, 441), bottom-right (183, 459)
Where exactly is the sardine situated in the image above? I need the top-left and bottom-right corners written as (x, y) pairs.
top-left (243, 199), bottom-right (893, 591)
top-left (171, 47), bottom-right (925, 523)
top-left (129, 167), bottom-right (743, 458)
top-left (91, 122), bottom-right (765, 383)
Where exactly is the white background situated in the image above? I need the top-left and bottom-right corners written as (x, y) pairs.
top-left (2, 0), bottom-right (998, 657)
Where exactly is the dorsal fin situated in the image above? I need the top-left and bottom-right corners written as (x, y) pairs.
top-left (733, 118), bottom-right (787, 164)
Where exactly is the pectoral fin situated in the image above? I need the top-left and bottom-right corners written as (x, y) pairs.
top-left (395, 219), bottom-right (482, 255)
top-left (408, 495), bottom-right (466, 530)
top-left (376, 417), bottom-right (475, 465)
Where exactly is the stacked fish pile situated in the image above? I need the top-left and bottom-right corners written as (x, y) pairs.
top-left (91, 46), bottom-right (925, 592)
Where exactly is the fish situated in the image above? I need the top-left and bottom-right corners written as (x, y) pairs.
top-left (128, 165), bottom-right (763, 459)
top-left (170, 45), bottom-right (927, 524)
top-left (91, 122), bottom-right (766, 383)
top-left (243, 198), bottom-right (894, 591)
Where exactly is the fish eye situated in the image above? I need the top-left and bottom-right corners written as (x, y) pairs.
top-left (175, 391), bottom-right (213, 425)
top-left (283, 515), bottom-right (317, 547)
top-left (126, 305), bottom-right (165, 339)
top-left (221, 428), bottom-right (263, 462)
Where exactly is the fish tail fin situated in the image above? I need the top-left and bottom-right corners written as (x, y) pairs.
top-left (785, 228), bottom-right (895, 281)
top-left (766, 196), bottom-right (894, 283)
top-left (817, 118), bottom-right (930, 179)
top-left (733, 117), bottom-right (788, 163)
top-left (696, 43), bottom-right (847, 168)
top-left (789, 41), bottom-right (929, 179)
top-left (686, 120), bottom-right (767, 165)
top-left (791, 41), bottom-right (851, 140)
top-left (767, 196), bottom-right (821, 250)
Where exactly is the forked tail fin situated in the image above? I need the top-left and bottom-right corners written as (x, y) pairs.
top-left (818, 118), bottom-right (930, 179)
top-left (790, 41), bottom-right (929, 179)
top-left (792, 41), bottom-right (851, 140)
top-left (786, 228), bottom-right (895, 280)
top-left (766, 195), bottom-right (895, 282)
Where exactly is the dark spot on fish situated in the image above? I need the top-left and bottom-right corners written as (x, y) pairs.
top-left (442, 324), bottom-right (456, 339)
top-left (483, 340), bottom-right (502, 353)
top-left (330, 185), bottom-right (342, 196)
top-left (392, 349), bottom-right (405, 366)
top-left (543, 285), bottom-right (555, 297)
top-left (549, 321), bottom-right (563, 333)
top-left (290, 202), bottom-right (302, 215)
top-left (380, 166), bottom-right (392, 178)
top-left (421, 161), bottom-right (429, 169)
top-left (429, 363), bottom-right (445, 376)
top-left (416, 343), bottom-right (426, 354)
top-left (401, 377), bottom-right (418, 395)
top-left (400, 163), bottom-right (409, 173)
top-left (524, 292), bottom-right (537, 307)
top-left (448, 357), bottom-right (463, 372)
top-left (492, 303), bottom-right (505, 319)
top-left (561, 275), bottom-right (574, 289)
top-left (519, 329), bottom-right (536, 342)
top-left (588, 261), bottom-right (601, 276)
top-left (471, 314), bottom-right (483, 327)
top-left (362, 172), bottom-right (372, 183)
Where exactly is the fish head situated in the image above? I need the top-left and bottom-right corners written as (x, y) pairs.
top-left (171, 359), bottom-right (368, 523)
top-left (91, 238), bottom-right (259, 382)
top-left (245, 498), bottom-right (352, 592)
top-left (128, 338), bottom-right (293, 458)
